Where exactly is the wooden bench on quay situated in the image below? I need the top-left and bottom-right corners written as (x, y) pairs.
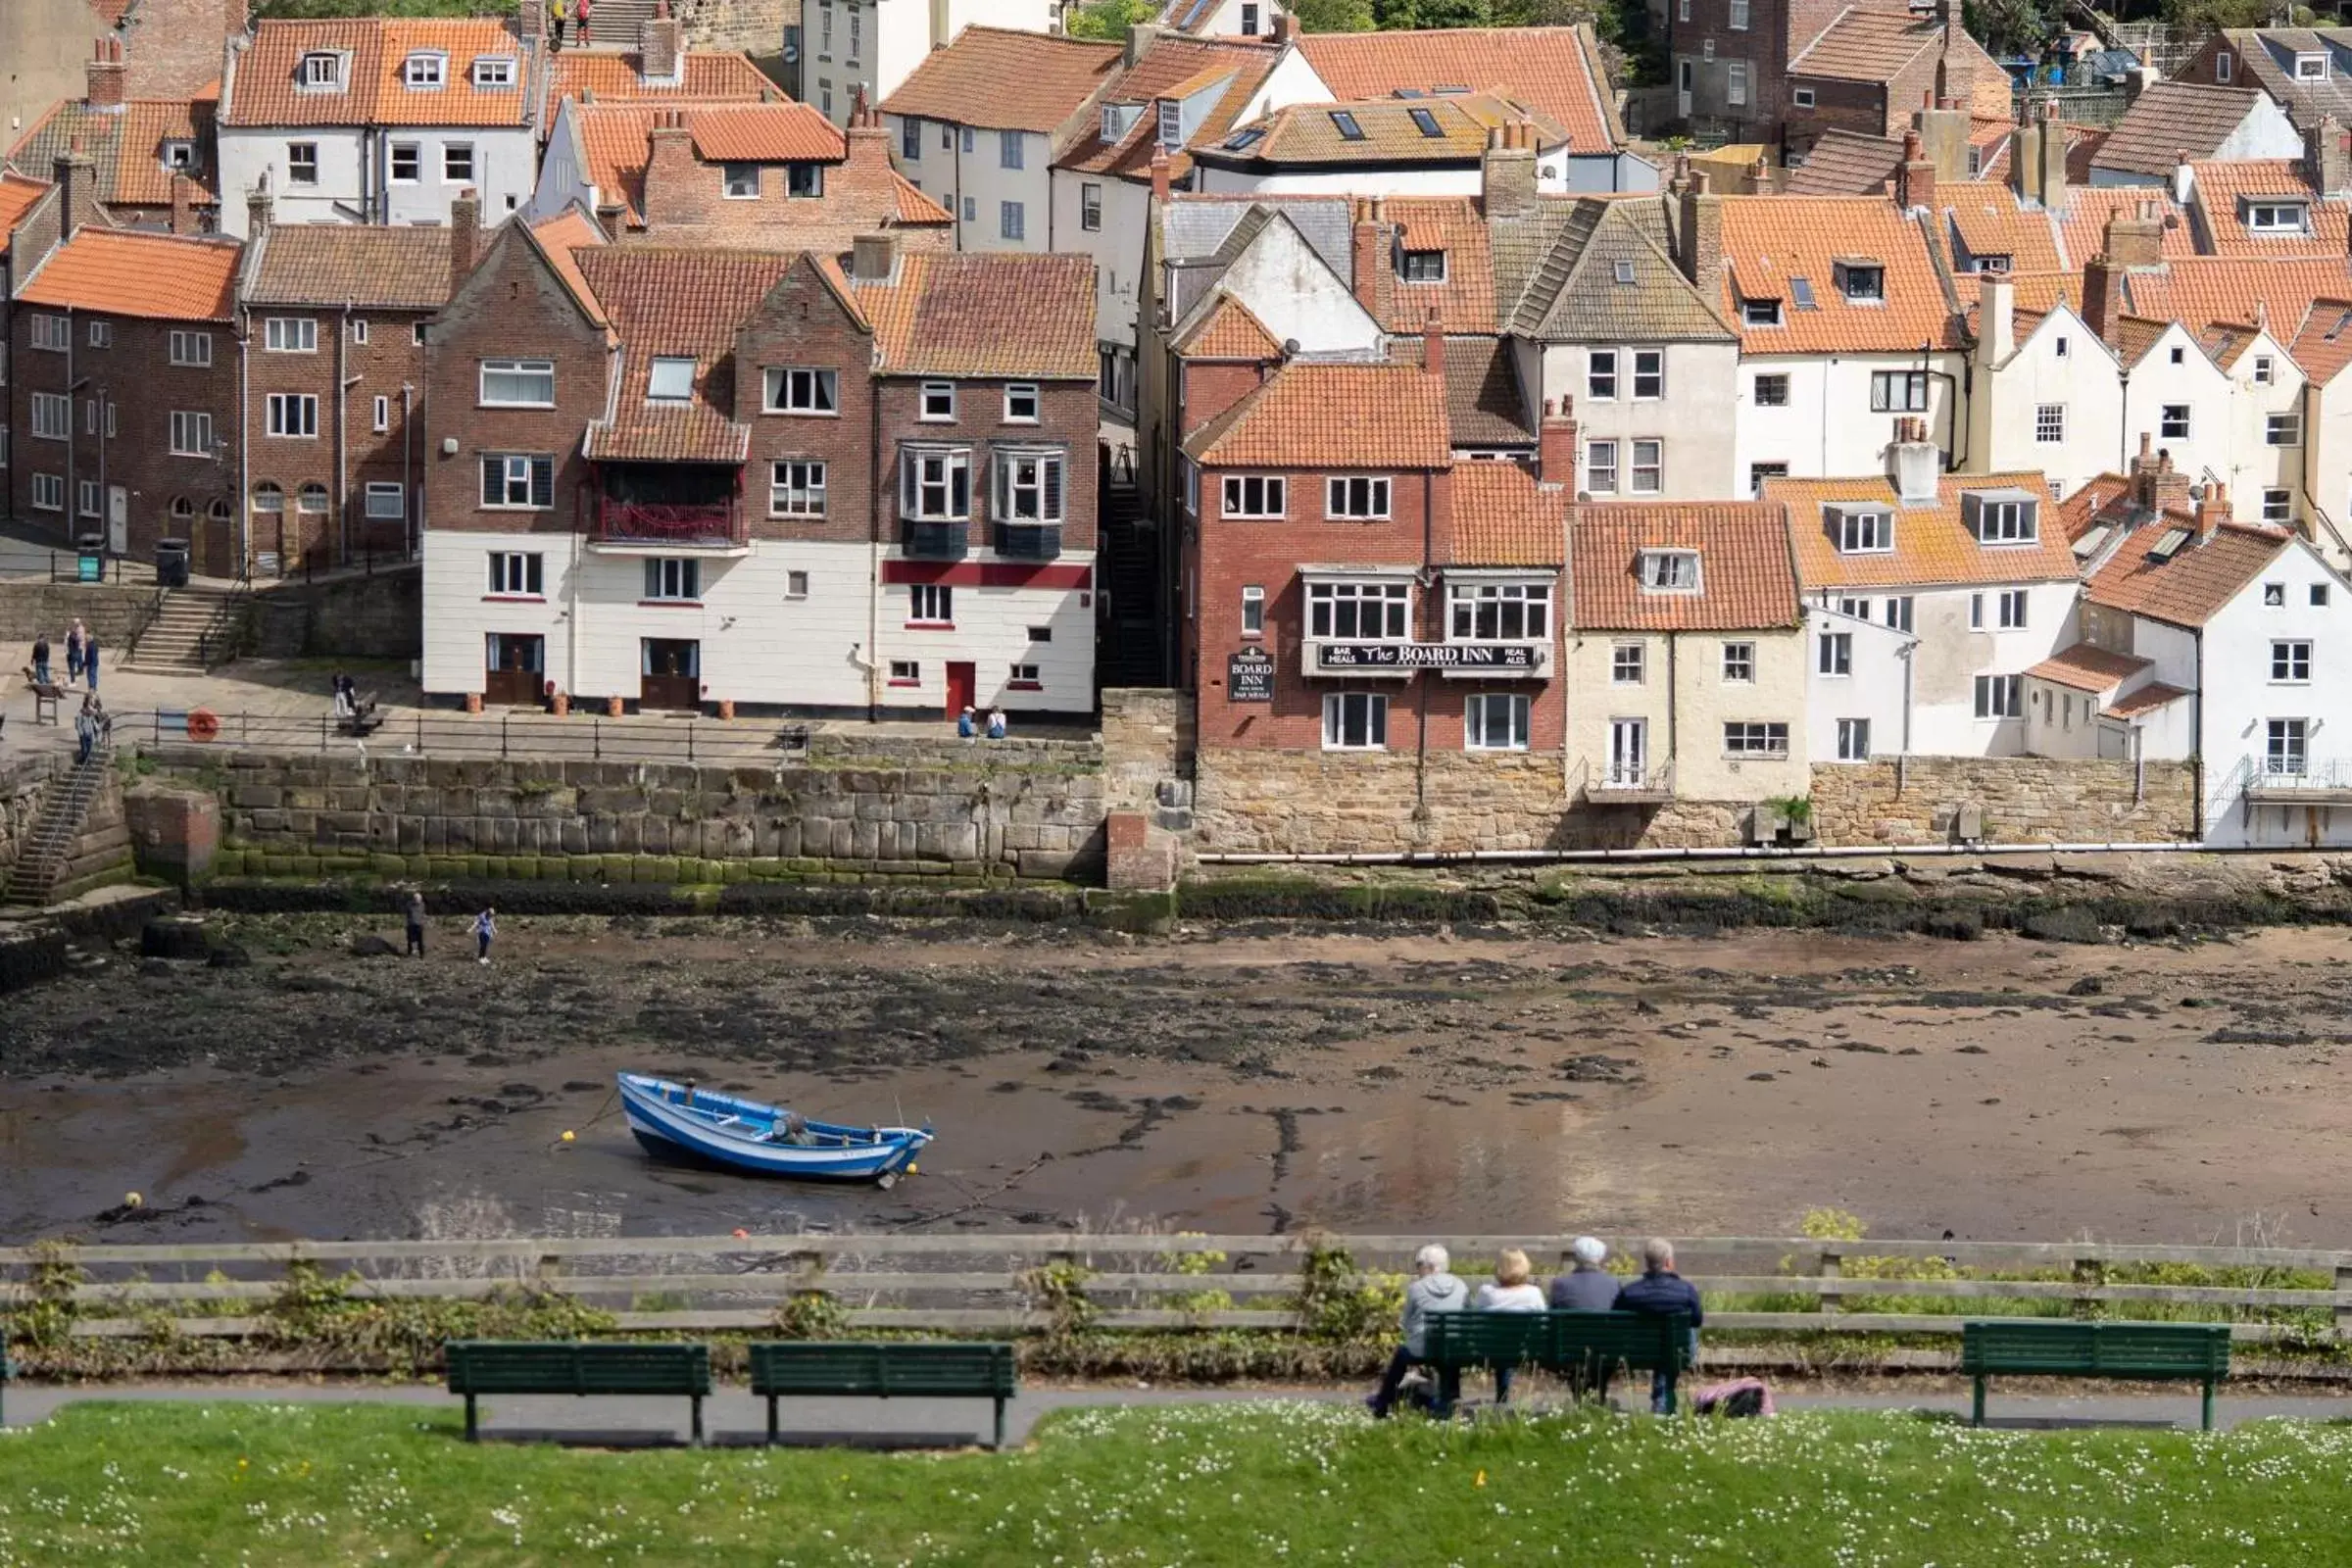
top-left (20, 666), bottom-right (65, 725)
top-left (1961, 1320), bottom-right (2233, 1430)
top-left (443, 1341), bottom-right (711, 1445)
top-left (1424, 1310), bottom-right (1696, 1414)
top-left (749, 1341), bottom-right (1018, 1448)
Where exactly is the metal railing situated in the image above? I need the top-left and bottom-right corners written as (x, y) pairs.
top-left (2231, 754), bottom-right (2352, 794)
top-left (594, 497), bottom-right (746, 549)
top-left (127, 708), bottom-right (810, 763)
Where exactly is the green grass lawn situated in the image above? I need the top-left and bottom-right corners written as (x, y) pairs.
top-left (5, 1400), bottom-right (2352, 1565)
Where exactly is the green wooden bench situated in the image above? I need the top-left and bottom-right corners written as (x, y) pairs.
top-left (1423, 1311), bottom-right (1696, 1414)
top-left (748, 1342), bottom-right (1018, 1448)
top-left (1, 1355), bottom-right (13, 1427)
top-left (444, 1341), bottom-right (712, 1445)
top-left (1961, 1320), bottom-right (2232, 1431)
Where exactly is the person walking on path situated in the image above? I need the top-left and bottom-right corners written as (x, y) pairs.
top-left (473, 906), bottom-right (496, 965)
top-left (82, 625), bottom-right (99, 692)
top-left (31, 635), bottom-right (51, 686)
top-left (65, 621), bottom-right (85, 684)
top-left (74, 695), bottom-right (100, 764)
top-left (549, 0), bottom-right (566, 48)
top-left (406, 890), bottom-right (428, 957)
top-left (1614, 1238), bottom-right (1705, 1414)
top-left (1548, 1236), bottom-right (1620, 1310)
top-left (1367, 1243), bottom-right (1467, 1419)
top-left (573, 0), bottom-right (592, 45)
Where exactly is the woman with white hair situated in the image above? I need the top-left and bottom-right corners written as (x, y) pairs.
top-left (1548, 1236), bottom-right (1619, 1310)
top-left (1365, 1242), bottom-right (1466, 1418)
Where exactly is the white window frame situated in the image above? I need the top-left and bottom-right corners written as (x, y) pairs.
top-left (266, 393), bottom-right (318, 438)
top-left (1464, 692), bottom-right (1530, 752)
top-left (481, 453), bottom-right (553, 510)
top-left (2034, 404), bottom-right (2066, 443)
top-left (1727, 61), bottom-right (1748, 107)
top-left (2269, 413), bottom-right (2303, 446)
top-left (265, 317), bottom-right (318, 353)
top-left (902, 446), bottom-right (971, 520)
top-left (1587, 348), bottom-right (1617, 401)
top-left (769, 459), bottom-right (827, 518)
top-left (919, 381), bottom-right (956, 421)
top-left (86, 319), bottom-right (111, 348)
top-left (443, 143), bottom-right (474, 184)
top-left (787, 570), bottom-right (810, 599)
top-left (1836, 509), bottom-right (1891, 554)
top-left (1221, 474), bottom-right (1286, 518)
top-left (390, 142), bottom-right (420, 183)
top-left (1974, 673), bottom-right (2023, 719)
top-left (2159, 405), bottom-right (2190, 440)
top-left (2268, 716), bottom-right (2309, 774)
top-left (908, 583), bottom-right (954, 624)
top-left (364, 481), bottom-right (405, 520)
top-left (1306, 580), bottom-right (1410, 642)
top-left (1322, 691), bottom-right (1389, 751)
top-left (1241, 584), bottom-right (1265, 637)
top-left (1447, 580), bottom-right (1550, 642)
top-left (1721, 641), bottom-right (1755, 682)
top-left (1792, 86), bottom-right (1816, 108)
top-left (168, 411), bottom-right (213, 457)
top-left (30, 393), bottom-right (71, 441)
top-left (287, 142), bottom-right (319, 185)
top-left (30, 472), bottom-right (65, 511)
top-left (404, 51), bottom-right (445, 88)
top-left (1997, 589), bottom-right (2028, 630)
top-left (299, 52), bottom-right (341, 88)
top-left (473, 55), bottom-right (515, 88)
top-left (479, 358), bottom-right (556, 408)
top-left (1723, 721), bottom-right (1789, 758)
top-left (1730, 0), bottom-right (1749, 25)
top-left (1004, 383), bottom-right (1040, 423)
top-left (29, 314), bottom-right (70, 352)
top-left (1325, 475), bottom-right (1392, 520)
top-left (2273, 639), bottom-right (2313, 682)
top-left (722, 163), bottom-right (760, 199)
top-left (889, 660), bottom-right (920, 686)
top-left (2264, 488), bottom-right (2292, 524)
top-left (996, 449), bottom-right (1065, 523)
top-left (1836, 717), bottom-right (1871, 760)
top-left (372, 395), bottom-right (390, 433)
top-left (765, 367), bottom-right (839, 416)
top-left (644, 558), bottom-right (701, 602)
top-left (1818, 630), bottom-right (1851, 675)
top-left (1630, 439), bottom-right (1663, 494)
top-left (1081, 182), bottom-right (1102, 231)
top-left (1612, 642), bottom-right (1645, 683)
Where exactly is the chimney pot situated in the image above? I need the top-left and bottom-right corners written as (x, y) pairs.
top-left (1422, 310), bottom-right (1445, 381)
top-left (1539, 395), bottom-right (1579, 487)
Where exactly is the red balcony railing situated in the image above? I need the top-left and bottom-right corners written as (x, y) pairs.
top-left (595, 497), bottom-right (746, 548)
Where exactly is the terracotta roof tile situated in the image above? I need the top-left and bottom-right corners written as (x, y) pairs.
top-left (2053, 186), bottom-right (2192, 270)
top-left (1383, 195), bottom-right (1495, 334)
top-left (1953, 268), bottom-right (2078, 317)
top-left (686, 103), bottom-right (844, 163)
top-left (892, 172), bottom-right (952, 224)
top-left (1936, 182), bottom-right (2063, 276)
top-left (1767, 471), bottom-right (2080, 590)
top-left (550, 49), bottom-right (772, 105)
top-left (1448, 460), bottom-right (1566, 566)
top-left (2093, 81), bottom-right (2264, 179)
top-left (575, 246), bottom-right (796, 464)
top-left (17, 227), bottom-right (239, 318)
top-left (2286, 296), bottom-right (2352, 384)
top-left (2188, 159), bottom-right (2349, 255)
top-left (1571, 501), bottom-right (1799, 631)
top-left (1784, 127), bottom-right (1903, 196)
top-left (1175, 293), bottom-right (1284, 358)
top-left (877, 26), bottom-right (1120, 135)
top-left (2058, 471), bottom-right (2133, 543)
top-left (2120, 256), bottom-right (2352, 336)
top-left (850, 252), bottom-right (1096, 378)
top-left (2084, 518), bottom-right (2294, 627)
top-left (574, 101), bottom-right (843, 222)
top-left (225, 19), bottom-right (533, 128)
top-left (8, 97), bottom-right (217, 211)
top-left (1183, 361), bottom-right (1451, 468)
top-left (1059, 38), bottom-right (1278, 180)
top-left (1720, 196), bottom-right (1959, 353)
top-left (0, 172), bottom-right (51, 240)
top-left (2107, 680), bottom-right (2191, 716)
top-left (2024, 643), bottom-right (2151, 691)
top-left (1296, 26), bottom-right (1616, 154)
top-left (528, 208), bottom-right (610, 328)
top-left (245, 221), bottom-right (456, 309)
top-left (1790, 7), bottom-right (1943, 78)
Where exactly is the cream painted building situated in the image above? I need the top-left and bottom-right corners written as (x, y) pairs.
top-left (1965, 284), bottom-right (2123, 504)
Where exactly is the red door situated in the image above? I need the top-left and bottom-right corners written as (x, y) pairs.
top-left (946, 662), bottom-right (976, 716)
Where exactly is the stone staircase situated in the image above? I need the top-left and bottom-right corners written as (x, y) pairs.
top-left (3, 753), bottom-right (125, 906)
top-left (124, 583), bottom-right (242, 673)
top-left (584, 0), bottom-right (659, 48)
top-left (1098, 466), bottom-right (1166, 689)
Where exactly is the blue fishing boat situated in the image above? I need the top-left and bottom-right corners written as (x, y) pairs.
top-left (615, 1073), bottom-right (932, 1186)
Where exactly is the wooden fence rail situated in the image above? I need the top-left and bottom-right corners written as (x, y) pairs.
top-left (7, 1233), bottom-right (2351, 1345)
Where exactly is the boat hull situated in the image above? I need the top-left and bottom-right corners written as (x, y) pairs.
top-left (615, 1073), bottom-right (930, 1183)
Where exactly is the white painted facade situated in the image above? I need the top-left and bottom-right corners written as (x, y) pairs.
top-left (2298, 366), bottom-right (2352, 564)
top-left (218, 123), bottom-right (536, 236)
top-left (2188, 536), bottom-right (2352, 845)
top-left (2116, 321), bottom-right (2232, 495)
top-left (1052, 167), bottom-right (1146, 363)
top-left (2219, 330), bottom-right (2308, 525)
top-left (423, 529), bottom-right (1095, 715)
top-left (886, 117), bottom-right (1055, 251)
top-left (1183, 213), bottom-right (1381, 355)
top-left (1803, 605), bottom-right (1917, 761)
top-left (1158, 0), bottom-right (1282, 39)
top-left (1735, 352), bottom-right (1967, 491)
top-left (808, 0), bottom-right (1058, 126)
top-left (1813, 578), bottom-right (2080, 757)
top-left (1966, 294), bottom-right (2124, 502)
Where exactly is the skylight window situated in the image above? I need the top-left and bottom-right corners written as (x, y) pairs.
top-left (1392, 87), bottom-right (1425, 98)
top-left (2147, 527), bottom-right (2192, 563)
top-left (1330, 110), bottom-right (1366, 141)
top-left (1408, 107), bottom-right (1443, 138)
top-left (647, 357), bottom-right (696, 403)
top-left (1613, 259), bottom-right (1637, 284)
top-left (1224, 127), bottom-right (1265, 152)
top-left (1790, 277), bottom-right (1818, 310)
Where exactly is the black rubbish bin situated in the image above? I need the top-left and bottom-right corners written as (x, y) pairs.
top-left (156, 539), bottom-right (192, 589)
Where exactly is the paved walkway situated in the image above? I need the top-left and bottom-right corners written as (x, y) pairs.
top-left (3, 1381), bottom-right (2341, 1446)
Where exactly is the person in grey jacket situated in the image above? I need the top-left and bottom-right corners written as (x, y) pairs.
top-left (1366, 1243), bottom-right (1467, 1418)
top-left (1548, 1235), bottom-right (1620, 1310)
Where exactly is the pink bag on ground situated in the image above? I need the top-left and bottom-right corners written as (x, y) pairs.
top-left (1691, 1378), bottom-right (1775, 1417)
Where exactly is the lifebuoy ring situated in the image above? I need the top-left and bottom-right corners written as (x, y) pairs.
top-left (186, 708), bottom-right (220, 742)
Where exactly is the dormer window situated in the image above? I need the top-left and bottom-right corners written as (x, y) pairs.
top-left (472, 56), bottom-right (515, 88)
top-left (1102, 103), bottom-right (1139, 142)
top-left (1973, 254), bottom-right (2011, 274)
top-left (1639, 549), bottom-right (1701, 593)
top-left (647, 358), bottom-right (696, 403)
top-left (1399, 249), bottom-right (1446, 282)
top-left (161, 139), bottom-right (195, 170)
top-left (1742, 297), bottom-right (1783, 326)
top-left (404, 52), bottom-right (446, 89)
top-left (2246, 200), bottom-right (2308, 234)
top-left (1963, 489), bottom-right (2039, 544)
top-left (1828, 506), bottom-right (1892, 555)
top-left (2296, 51), bottom-right (2328, 79)
top-left (1834, 260), bottom-right (1884, 302)
top-left (298, 51), bottom-right (344, 90)
top-left (1157, 99), bottom-right (1184, 150)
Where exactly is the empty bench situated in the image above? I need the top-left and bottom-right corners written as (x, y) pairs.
top-left (749, 1342), bottom-right (1018, 1448)
top-left (444, 1341), bottom-right (711, 1445)
top-left (1424, 1310), bottom-right (1695, 1415)
top-left (20, 667), bottom-right (63, 725)
top-left (1961, 1320), bottom-right (2232, 1431)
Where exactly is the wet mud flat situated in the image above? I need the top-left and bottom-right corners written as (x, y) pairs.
top-left (5, 913), bottom-right (2352, 1248)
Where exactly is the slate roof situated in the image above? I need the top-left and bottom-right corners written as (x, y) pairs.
top-left (2024, 643), bottom-right (2151, 691)
top-left (1449, 460), bottom-right (1566, 566)
top-left (1158, 194), bottom-right (1353, 321)
top-left (1719, 196), bottom-right (1960, 353)
top-left (2084, 518), bottom-right (2296, 628)
top-left (877, 26), bottom-right (1120, 135)
top-left (1505, 196), bottom-right (1734, 343)
top-left (17, 227), bottom-right (240, 319)
top-left (243, 221), bottom-right (456, 309)
top-left (1295, 25), bottom-right (1619, 154)
top-left (2211, 28), bottom-right (2352, 130)
top-left (1182, 361), bottom-right (1451, 467)
top-left (850, 252), bottom-right (1097, 379)
top-left (1766, 471), bottom-right (2080, 590)
top-left (1784, 127), bottom-right (1904, 196)
top-left (1570, 502), bottom-right (1800, 631)
top-left (2093, 82), bottom-right (2265, 179)
top-left (225, 18), bottom-right (535, 128)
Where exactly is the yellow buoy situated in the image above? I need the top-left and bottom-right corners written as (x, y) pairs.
top-left (561, 1130), bottom-right (576, 1143)
top-left (124, 1192), bottom-right (142, 1208)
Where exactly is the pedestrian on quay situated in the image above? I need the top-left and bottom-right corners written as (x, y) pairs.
top-left (549, 0), bottom-right (566, 48)
top-left (82, 625), bottom-right (99, 692)
top-left (1367, 1243), bottom-right (1467, 1419)
top-left (406, 889), bottom-right (428, 957)
top-left (474, 905), bottom-right (496, 965)
top-left (65, 620), bottom-right (85, 684)
top-left (30, 633), bottom-right (51, 686)
top-left (1614, 1238), bottom-right (1704, 1414)
top-left (74, 694), bottom-right (100, 764)
top-left (574, 0), bottom-right (592, 43)
top-left (956, 705), bottom-right (977, 741)
top-left (985, 707), bottom-right (1007, 740)
top-left (1548, 1236), bottom-right (1620, 1310)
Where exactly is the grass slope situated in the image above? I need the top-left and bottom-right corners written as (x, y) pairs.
top-left (4, 1400), bottom-right (2352, 1565)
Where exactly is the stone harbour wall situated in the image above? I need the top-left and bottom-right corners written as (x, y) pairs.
top-left (1810, 759), bottom-right (2199, 846)
top-left (0, 581), bottom-right (160, 654)
top-left (1100, 687), bottom-right (1192, 809)
top-left (146, 743), bottom-right (1112, 882)
top-left (250, 564), bottom-right (423, 662)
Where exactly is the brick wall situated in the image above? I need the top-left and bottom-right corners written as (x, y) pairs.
top-left (121, 0), bottom-right (244, 101)
top-left (736, 258), bottom-right (879, 546)
top-left (1782, 76), bottom-right (1889, 152)
top-left (1180, 360), bottom-right (1273, 439)
top-left (246, 302), bottom-right (433, 569)
top-left (636, 116), bottom-right (949, 252)
top-left (1810, 758), bottom-right (2200, 845)
top-left (872, 374), bottom-right (1100, 553)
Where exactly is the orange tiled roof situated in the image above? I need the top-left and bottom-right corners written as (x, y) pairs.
top-left (1059, 37), bottom-right (1278, 182)
top-left (1296, 26), bottom-right (1616, 155)
top-left (1382, 195), bottom-right (1496, 335)
top-left (1177, 293), bottom-right (1284, 358)
top-left (1183, 361), bottom-right (1452, 468)
top-left (893, 174), bottom-right (951, 224)
top-left (0, 172), bottom-right (50, 240)
top-left (527, 207), bottom-right (610, 328)
top-left (2024, 643), bottom-right (2151, 691)
top-left (2085, 516), bottom-right (2295, 628)
top-left (2121, 257), bottom-right (2352, 337)
top-left (1449, 460), bottom-right (1566, 566)
top-left (2108, 681), bottom-right (2191, 717)
top-left (2189, 159), bottom-right (2350, 256)
top-left (551, 49), bottom-right (773, 105)
top-left (1936, 182), bottom-right (2063, 275)
top-left (686, 104), bottom-right (844, 163)
top-left (17, 227), bottom-right (238, 319)
top-left (1767, 471), bottom-right (2080, 590)
top-left (576, 246), bottom-right (796, 464)
top-left (1571, 501), bottom-right (1799, 631)
top-left (1953, 268), bottom-right (2078, 317)
top-left (574, 101), bottom-right (842, 222)
top-left (878, 26), bottom-right (1120, 135)
top-left (224, 18), bottom-right (531, 128)
top-left (1720, 196), bottom-right (1960, 353)
top-left (1205, 92), bottom-right (1570, 169)
top-left (850, 252), bottom-right (1096, 379)
top-left (2053, 187), bottom-right (2192, 270)
top-left (2057, 470), bottom-right (2132, 542)
top-left (7, 96), bottom-right (218, 211)
top-left (2286, 296), bottom-right (2352, 385)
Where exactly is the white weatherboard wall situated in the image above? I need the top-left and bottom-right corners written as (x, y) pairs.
top-left (2199, 536), bottom-right (2352, 846)
top-left (1804, 606), bottom-right (1915, 760)
top-left (873, 560), bottom-right (1098, 715)
top-left (1735, 354), bottom-right (1966, 485)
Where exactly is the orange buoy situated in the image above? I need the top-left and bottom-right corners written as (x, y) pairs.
top-left (186, 708), bottom-right (220, 742)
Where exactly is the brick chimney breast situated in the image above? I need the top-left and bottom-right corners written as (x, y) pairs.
top-left (88, 37), bottom-right (126, 113)
top-left (1539, 397), bottom-right (1578, 489)
top-left (1422, 309), bottom-right (1445, 381)
top-left (640, 0), bottom-right (683, 86)
top-left (450, 186), bottom-right (480, 293)
top-left (1677, 170), bottom-right (1720, 290)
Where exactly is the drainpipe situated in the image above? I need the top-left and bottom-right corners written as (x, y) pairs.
top-left (868, 365), bottom-right (884, 720)
top-left (238, 313), bottom-right (252, 573)
top-left (401, 382), bottom-right (416, 556)
top-left (336, 301), bottom-right (352, 564)
top-left (1417, 467), bottom-right (1433, 811)
top-left (953, 127), bottom-right (964, 253)
top-left (64, 312), bottom-right (77, 547)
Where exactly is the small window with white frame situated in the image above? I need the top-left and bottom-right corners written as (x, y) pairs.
top-left (770, 460), bottom-right (827, 517)
top-left (1588, 349), bottom-right (1617, 400)
top-left (644, 559), bottom-right (701, 601)
top-left (2269, 413), bottom-right (2303, 446)
top-left (1326, 476), bottom-right (1391, 519)
top-left (2160, 405), bottom-right (2189, 440)
top-left (2296, 51), bottom-right (2328, 79)
top-left (901, 447), bottom-right (970, 519)
top-left (1307, 579), bottom-right (1409, 640)
top-left (2246, 200), bottom-right (2308, 233)
top-left (2273, 639), bottom-right (2313, 681)
top-left (908, 583), bottom-right (953, 624)
top-left (1612, 642), bottom-right (1645, 683)
top-left (372, 395), bottom-right (389, 432)
top-left (1836, 717), bottom-right (1871, 760)
top-left (287, 143), bottom-right (319, 184)
top-left (266, 317), bottom-right (318, 353)
top-left (1632, 349), bottom-right (1664, 399)
top-left (1630, 440), bottom-right (1663, 493)
top-left (1322, 691), bottom-right (1388, 751)
top-left (1723, 721), bottom-right (1789, 757)
top-left (723, 164), bottom-right (760, 198)
top-left (1817, 630), bottom-right (1851, 675)
top-left (1222, 474), bottom-right (1286, 518)
top-left (168, 411), bottom-right (213, 456)
top-left (443, 143), bottom-right (473, 183)
top-left (479, 358), bottom-right (556, 407)
top-left (1241, 584), bottom-right (1265, 636)
top-left (1792, 85), bottom-right (1815, 108)
top-left (169, 329), bottom-right (212, 367)
top-left (390, 142), bottom-right (420, 182)
top-left (889, 660), bottom-right (920, 687)
top-left (1464, 692), bottom-right (1529, 751)
top-left (364, 481), bottom-right (404, 519)
top-left (996, 450), bottom-right (1064, 522)
top-left (787, 570), bottom-right (810, 599)
top-left (473, 55), bottom-right (514, 88)
top-left (2264, 487), bottom-right (2291, 523)
top-left (2254, 356), bottom-right (2275, 383)
top-left (86, 318), bottom-right (110, 348)
top-left (299, 51), bottom-right (343, 89)
top-left (919, 382), bottom-right (956, 420)
top-left (1721, 641), bottom-right (1754, 682)
top-left (1832, 507), bottom-right (1891, 554)
top-left (1008, 662), bottom-right (1042, 689)
top-left (30, 472), bottom-right (64, 511)
top-left (2034, 404), bottom-right (2065, 443)
top-left (1586, 439), bottom-right (1618, 494)
top-left (1448, 580), bottom-right (1550, 641)
top-left (1004, 383), bottom-right (1040, 422)
top-left (1997, 588), bottom-right (2028, 628)
top-left (404, 51), bottom-right (444, 88)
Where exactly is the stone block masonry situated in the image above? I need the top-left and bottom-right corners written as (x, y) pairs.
top-left (670, 0), bottom-right (793, 56)
top-left (1809, 759), bottom-right (2200, 846)
top-left (0, 582), bottom-right (161, 654)
top-left (249, 564), bottom-right (422, 661)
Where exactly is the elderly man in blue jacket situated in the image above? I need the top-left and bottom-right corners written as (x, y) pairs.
top-left (1613, 1238), bottom-right (1703, 1413)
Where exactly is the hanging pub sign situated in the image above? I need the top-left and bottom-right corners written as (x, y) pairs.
top-left (1316, 643), bottom-right (1542, 670)
top-left (1228, 647), bottom-right (1276, 702)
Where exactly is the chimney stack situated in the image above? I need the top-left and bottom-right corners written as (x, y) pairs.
top-left (2195, 480), bottom-right (2230, 540)
top-left (852, 230), bottom-right (899, 282)
top-left (2082, 253), bottom-right (2122, 344)
top-left (641, 108), bottom-right (698, 224)
top-left (169, 172), bottom-right (200, 235)
top-left (1270, 9), bottom-right (1294, 43)
top-left (1978, 272), bottom-right (2015, 367)
top-left (1887, 415), bottom-right (1939, 505)
top-left (1150, 147), bottom-right (1171, 203)
top-left (1421, 309), bottom-right (1445, 382)
top-left (519, 0), bottom-right (543, 44)
top-left (87, 37), bottom-right (126, 113)
top-left (1539, 397), bottom-right (1579, 488)
top-left (1126, 21), bottom-right (1163, 67)
top-left (1481, 122), bottom-right (1537, 220)
top-left (2306, 114), bottom-right (2349, 197)
top-left (246, 171), bottom-right (272, 238)
top-left (1895, 128), bottom-right (1935, 213)
top-left (2103, 200), bottom-right (2165, 268)
top-left (2036, 97), bottom-right (2067, 211)
top-left (1677, 170), bottom-right (1721, 290)
top-left (640, 0), bottom-right (682, 85)
top-left (450, 186), bottom-right (480, 293)
top-left (53, 140), bottom-right (102, 236)
top-left (1348, 195), bottom-right (1394, 325)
